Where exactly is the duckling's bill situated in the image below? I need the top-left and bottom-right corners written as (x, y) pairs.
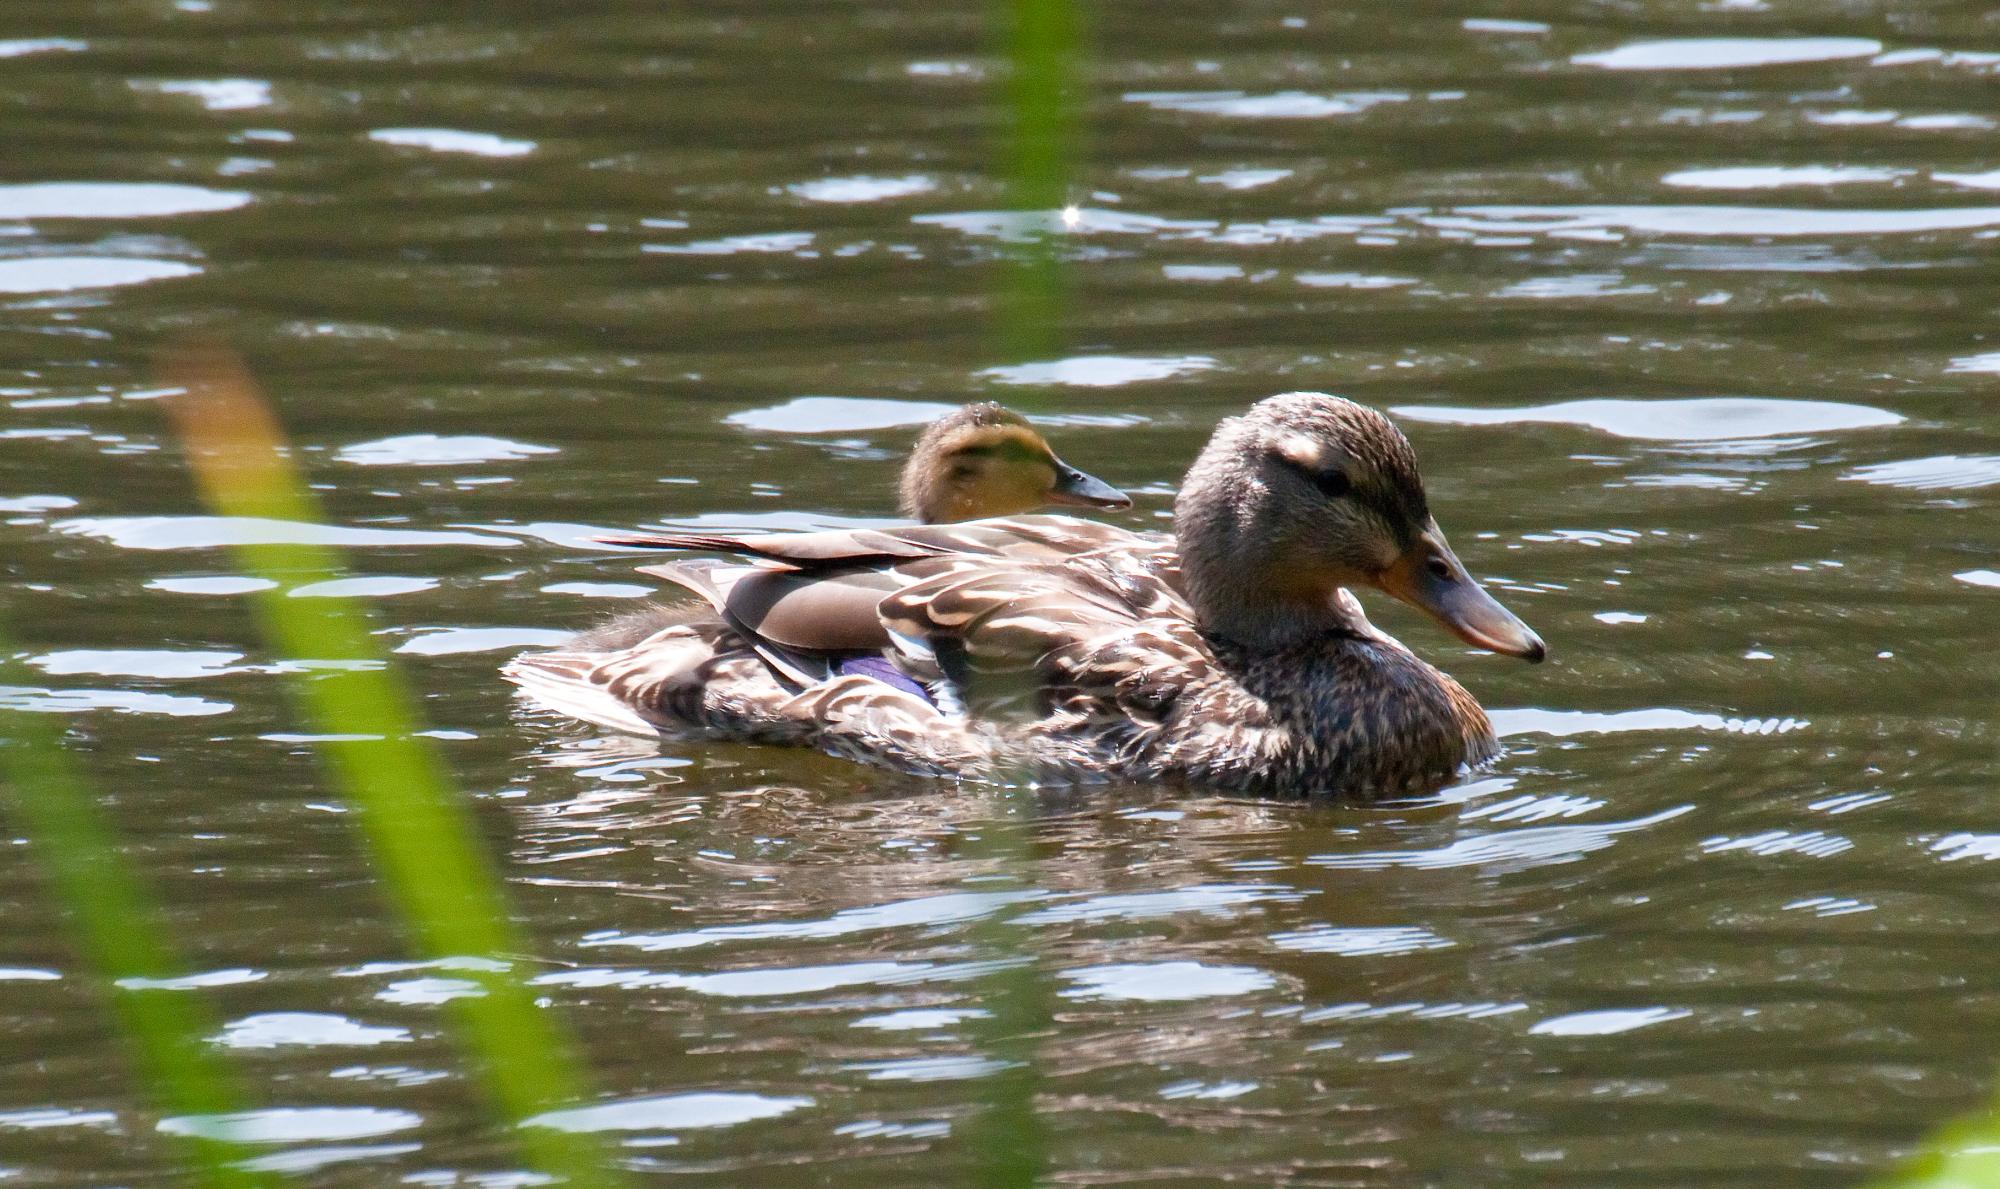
top-left (1046, 458), bottom-right (1131, 510)
top-left (1375, 522), bottom-right (1546, 662)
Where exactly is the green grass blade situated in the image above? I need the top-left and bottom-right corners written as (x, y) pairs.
top-left (0, 635), bottom-right (269, 1187)
top-left (957, 0), bottom-right (1085, 1180)
top-left (157, 345), bottom-right (623, 1186)
top-left (1870, 1111), bottom-right (2000, 1187)
top-left (960, 834), bottom-right (1052, 1189)
top-left (994, 0), bottom-right (1083, 412)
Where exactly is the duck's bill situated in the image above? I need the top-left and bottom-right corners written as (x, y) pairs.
top-left (1377, 528), bottom-right (1546, 662)
top-left (1046, 460), bottom-right (1131, 510)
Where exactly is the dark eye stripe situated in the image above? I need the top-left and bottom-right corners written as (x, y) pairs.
top-left (1308, 468), bottom-right (1350, 499)
top-left (1278, 454), bottom-right (1350, 500)
top-left (954, 439), bottom-right (1046, 464)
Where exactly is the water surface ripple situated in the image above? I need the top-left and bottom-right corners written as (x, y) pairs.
top-left (1, 2), bottom-right (1996, 1183)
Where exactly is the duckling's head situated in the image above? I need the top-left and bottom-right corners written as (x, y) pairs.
top-left (1174, 392), bottom-right (1544, 660)
top-left (899, 403), bottom-right (1130, 524)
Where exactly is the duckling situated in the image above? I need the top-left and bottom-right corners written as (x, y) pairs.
top-left (506, 392), bottom-right (1543, 799)
top-left (900, 402), bottom-right (1128, 523)
top-left (565, 403), bottom-right (1126, 651)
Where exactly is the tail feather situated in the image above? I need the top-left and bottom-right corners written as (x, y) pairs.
top-left (501, 652), bottom-right (660, 737)
top-left (594, 531), bottom-right (754, 552)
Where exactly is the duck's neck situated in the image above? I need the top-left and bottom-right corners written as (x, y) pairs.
top-left (1182, 560), bottom-right (1375, 651)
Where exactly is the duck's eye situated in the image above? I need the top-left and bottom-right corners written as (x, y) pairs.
top-left (1425, 553), bottom-right (1453, 581)
top-left (1276, 450), bottom-right (1352, 500)
top-left (1307, 467), bottom-right (1350, 500)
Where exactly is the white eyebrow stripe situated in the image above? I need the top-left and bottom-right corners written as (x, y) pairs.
top-left (1274, 431), bottom-right (1326, 471)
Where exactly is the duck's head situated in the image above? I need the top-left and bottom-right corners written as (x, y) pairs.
top-left (899, 403), bottom-right (1130, 524)
top-left (1174, 391), bottom-right (1544, 661)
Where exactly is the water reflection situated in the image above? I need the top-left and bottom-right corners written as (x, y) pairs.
top-left (3, 0), bottom-right (1999, 1182)
top-left (0, 256), bottom-right (200, 293)
top-left (1571, 37), bottom-right (1881, 71)
top-left (0, 182), bottom-right (250, 218)
top-left (1394, 397), bottom-right (1901, 441)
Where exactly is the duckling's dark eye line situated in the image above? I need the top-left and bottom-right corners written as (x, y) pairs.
top-left (954, 440), bottom-right (1043, 464)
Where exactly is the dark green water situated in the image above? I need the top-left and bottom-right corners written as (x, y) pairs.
top-left (5, 1), bottom-right (2000, 1182)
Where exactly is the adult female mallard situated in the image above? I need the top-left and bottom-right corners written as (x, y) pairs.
top-left (506, 392), bottom-right (1545, 799)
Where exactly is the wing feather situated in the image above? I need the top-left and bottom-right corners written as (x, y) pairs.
top-left (577, 513), bottom-right (1195, 748)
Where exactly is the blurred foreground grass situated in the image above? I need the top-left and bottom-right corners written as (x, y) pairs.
top-left (16, 0), bottom-right (2000, 1180)
top-left (0, 633), bottom-right (267, 1187)
top-left (153, 345), bottom-right (620, 1184)
top-left (955, 0), bottom-right (1087, 1183)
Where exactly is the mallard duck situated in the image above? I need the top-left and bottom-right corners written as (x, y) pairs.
top-left (559, 402), bottom-right (1127, 651)
top-left (506, 392), bottom-right (1544, 799)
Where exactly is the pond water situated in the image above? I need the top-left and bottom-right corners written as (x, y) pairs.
top-left (3, 1), bottom-right (1998, 1182)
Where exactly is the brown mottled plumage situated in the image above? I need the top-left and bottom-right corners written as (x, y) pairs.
top-left (570, 403), bottom-right (1126, 652)
top-left (506, 392), bottom-right (1545, 800)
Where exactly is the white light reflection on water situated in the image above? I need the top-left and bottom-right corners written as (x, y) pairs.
top-left (136, 78), bottom-right (272, 111)
top-left (979, 354), bottom-right (1216, 387)
top-left (0, 256), bottom-right (200, 293)
top-left (1393, 397), bottom-right (1900, 441)
top-left (1061, 961), bottom-right (1277, 1002)
top-left (0, 1108), bottom-right (118, 1130)
top-left (26, 649), bottom-right (246, 679)
top-left (157, 1107), bottom-right (421, 1143)
top-left (287, 576), bottom-right (438, 599)
top-left (335, 434), bottom-right (557, 466)
top-left (0, 686), bottom-right (233, 717)
top-left (1661, 166), bottom-right (1908, 189)
top-left (0, 38), bottom-right (87, 57)
top-left (1308, 807), bottom-right (1695, 873)
top-left (1268, 926), bottom-right (1454, 957)
top-left (1125, 90), bottom-right (1408, 118)
top-left (0, 182), bottom-right (250, 219)
top-left (368, 128), bottom-right (535, 157)
top-left (215, 1012), bottom-right (411, 1050)
top-left (523, 1092), bottom-right (810, 1133)
top-left (146, 575), bottom-right (278, 594)
top-left (1947, 351), bottom-right (2000, 374)
top-left (789, 175), bottom-right (936, 203)
top-left (55, 516), bottom-right (510, 551)
top-left (1422, 203), bottom-right (2000, 237)
top-left (1844, 455), bottom-right (2000, 491)
top-left (1571, 37), bottom-right (1880, 71)
top-left (1529, 1006), bottom-right (1693, 1036)
top-left (1492, 708), bottom-right (1808, 738)
top-left (582, 890), bottom-right (1042, 953)
top-left (532, 960), bottom-right (950, 997)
